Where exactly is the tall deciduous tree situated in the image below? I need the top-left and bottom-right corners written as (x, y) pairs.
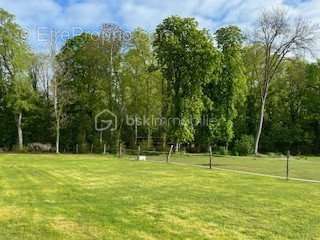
top-left (209, 26), bottom-right (247, 149)
top-left (305, 61), bottom-right (320, 153)
top-left (0, 8), bottom-right (34, 150)
top-left (100, 24), bottom-right (129, 149)
top-left (6, 74), bottom-right (37, 150)
top-left (154, 16), bottom-right (218, 147)
top-left (253, 8), bottom-right (317, 154)
top-left (56, 33), bottom-right (109, 150)
top-left (123, 29), bottom-right (163, 148)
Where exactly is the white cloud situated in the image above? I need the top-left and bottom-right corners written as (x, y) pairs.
top-left (0, 0), bottom-right (61, 26)
top-left (56, 1), bottom-right (113, 27)
top-left (0, 0), bottom-right (319, 57)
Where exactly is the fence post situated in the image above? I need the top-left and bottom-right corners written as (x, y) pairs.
top-left (167, 145), bottom-right (173, 163)
top-left (118, 143), bottom-right (122, 158)
top-left (137, 145), bottom-right (141, 160)
top-left (209, 145), bottom-right (213, 169)
top-left (286, 150), bottom-right (290, 180)
top-left (91, 144), bottom-right (93, 153)
top-left (76, 144), bottom-right (79, 154)
top-left (103, 144), bottom-right (106, 155)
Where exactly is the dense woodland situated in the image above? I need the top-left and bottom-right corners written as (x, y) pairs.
top-left (0, 8), bottom-right (319, 155)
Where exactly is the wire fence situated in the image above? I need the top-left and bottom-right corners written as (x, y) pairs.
top-left (122, 147), bottom-right (320, 183)
top-left (36, 142), bottom-right (320, 183)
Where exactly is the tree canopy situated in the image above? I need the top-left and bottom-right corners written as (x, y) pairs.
top-left (0, 8), bottom-right (319, 155)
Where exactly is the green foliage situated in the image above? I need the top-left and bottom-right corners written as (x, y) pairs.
top-left (154, 16), bottom-right (218, 143)
top-left (305, 61), bottom-right (320, 122)
top-left (209, 117), bottom-right (234, 145)
top-left (0, 8), bottom-right (34, 112)
top-left (204, 26), bottom-right (247, 147)
top-left (0, 8), bottom-right (35, 148)
top-left (122, 29), bottom-right (163, 146)
top-left (56, 33), bottom-right (111, 146)
top-left (258, 59), bottom-right (320, 154)
top-left (0, 8), bottom-right (319, 154)
top-left (0, 8), bottom-right (31, 78)
top-left (234, 135), bottom-right (254, 156)
top-left (6, 75), bottom-right (37, 114)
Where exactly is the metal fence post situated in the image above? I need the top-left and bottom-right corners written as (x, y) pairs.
top-left (209, 145), bottom-right (213, 169)
top-left (118, 143), bottom-right (122, 158)
top-left (286, 150), bottom-right (290, 180)
top-left (137, 145), bottom-right (141, 160)
top-left (167, 145), bottom-right (173, 163)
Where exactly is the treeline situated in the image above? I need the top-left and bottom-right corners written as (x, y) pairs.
top-left (0, 8), bottom-right (319, 155)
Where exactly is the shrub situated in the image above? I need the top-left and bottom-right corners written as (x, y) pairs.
top-left (26, 143), bottom-right (54, 152)
top-left (12, 145), bottom-right (28, 153)
top-left (139, 139), bottom-right (154, 151)
top-left (234, 135), bottom-right (254, 156)
top-left (267, 152), bottom-right (284, 158)
top-left (214, 146), bottom-right (229, 155)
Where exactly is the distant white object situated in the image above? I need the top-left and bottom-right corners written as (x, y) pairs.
top-left (138, 155), bottom-right (146, 161)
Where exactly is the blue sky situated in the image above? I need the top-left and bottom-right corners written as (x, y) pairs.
top-left (0, 0), bottom-right (319, 57)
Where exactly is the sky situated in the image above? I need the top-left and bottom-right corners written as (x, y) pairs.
top-left (0, 0), bottom-right (319, 57)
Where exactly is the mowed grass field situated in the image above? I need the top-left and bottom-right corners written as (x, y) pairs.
top-left (146, 154), bottom-right (320, 181)
top-left (0, 154), bottom-right (319, 240)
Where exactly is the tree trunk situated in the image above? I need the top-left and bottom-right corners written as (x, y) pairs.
top-left (134, 115), bottom-right (138, 146)
top-left (175, 143), bottom-right (179, 152)
top-left (99, 131), bottom-right (103, 144)
top-left (147, 127), bottom-right (152, 149)
top-left (56, 118), bottom-right (60, 154)
top-left (162, 132), bottom-right (167, 151)
top-left (115, 120), bottom-right (123, 153)
top-left (17, 112), bottom-right (23, 151)
top-left (255, 94), bottom-right (267, 155)
top-left (54, 81), bottom-right (60, 154)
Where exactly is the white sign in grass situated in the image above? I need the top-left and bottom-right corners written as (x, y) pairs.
top-left (138, 155), bottom-right (146, 161)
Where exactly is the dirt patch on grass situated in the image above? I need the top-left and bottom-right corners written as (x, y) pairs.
top-left (131, 230), bottom-right (158, 240)
top-left (131, 204), bottom-right (241, 240)
top-left (0, 206), bottom-right (25, 221)
top-left (164, 215), bottom-right (234, 239)
top-left (51, 216), bottom-right (105, 239)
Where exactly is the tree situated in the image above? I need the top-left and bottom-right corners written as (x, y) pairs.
top-left (209, 26), bottom-right (247, 149)
top-left (0, 8), bottom-right (34, 150)
top-left (30, 53), bottom-right (51, 100)
top-left (154, 16), bottom-right (218, 148)
top-left (57, 33), bottom-right (112, 151)
top-left (6, 74), bottom-right (36, 150)
top-left (241, 45), bottom-right (265, 137)
top-left (46, 31), bottom-right (66, 154)
top-left (0, 9), bottom-right (25, 80)
top-left (253, 8), bottom-right (318, 154)
top-left (304, 61), bottom-right (320, 153)
top-left (260, 59), bottom-right (306, 153)
top-left (122, 28), bottom-right (163, 148)
top-left (100, 24), bottom-right (129, 149)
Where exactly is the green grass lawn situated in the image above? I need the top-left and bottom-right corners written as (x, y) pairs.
top-left (145, 154), bottom-right (320, 181)
top-left (0, 154), bottom-right (319, 239)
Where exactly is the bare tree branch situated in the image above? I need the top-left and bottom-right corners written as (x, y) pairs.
top-left (253, 8), bottom-right (319, 154)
